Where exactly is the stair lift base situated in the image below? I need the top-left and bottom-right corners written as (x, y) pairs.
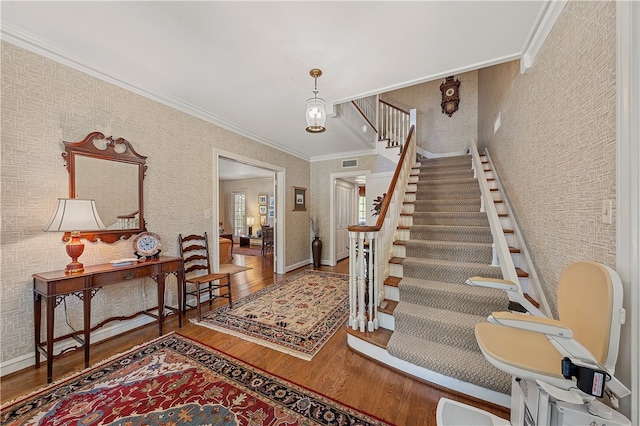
top-left (437, 376), bottom-right (631, 426)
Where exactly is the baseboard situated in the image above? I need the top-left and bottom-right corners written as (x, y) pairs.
top-left (0, 314), bottom-right (158, 377)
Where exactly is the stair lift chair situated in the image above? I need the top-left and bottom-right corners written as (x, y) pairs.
top-left (437, 261), bottom-right (631, 426)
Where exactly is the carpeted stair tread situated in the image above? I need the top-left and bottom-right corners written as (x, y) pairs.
top-left (415, 187), bottom-right (480, 200)
top-left (393, 301), bottom-right (487, 351)
top-left (398, 277), bottom-right (509, 316)
top-left (413, 199), bottom-right (481, 212)
top-left (405, 240), bottom-right (493, 264)
top-left (416, 177), bottom-right (479, 187)
top-left (409, 225), bottom-right (493, 243)
top-left (387, 330), bottom-right (511, 395)
top-left (412, 212), bottom-right (490, 226)
top-left (402, 257), bottom-right (502, 284)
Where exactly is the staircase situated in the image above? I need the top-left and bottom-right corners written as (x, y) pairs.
top-left (385, 155), bottom-right (512, 396)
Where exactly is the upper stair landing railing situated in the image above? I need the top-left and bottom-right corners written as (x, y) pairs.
top-left (348, 110), bottom-right (416, 332)
top-left (351, 97), bottom-right (411, 153)
top-left (378, 100), bottom-right (410, 152)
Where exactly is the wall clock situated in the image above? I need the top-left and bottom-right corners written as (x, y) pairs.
top-left (440, 76), bottom-right (461, 117)
top-left (133, 231), bottom-right (162, 259)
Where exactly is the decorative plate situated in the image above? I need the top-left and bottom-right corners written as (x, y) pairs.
top-left (133, 232), bottom-right (161, 256)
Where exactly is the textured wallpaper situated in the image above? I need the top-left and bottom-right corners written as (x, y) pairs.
top-left (477, 0), bottom-right (617, 318)
top-left (0, 41), bottom-right (310, 365)
top-left (382, 70), bottom-right (479, 154)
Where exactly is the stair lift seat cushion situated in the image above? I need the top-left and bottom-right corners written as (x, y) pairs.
top-left (474, 261), bottom-right (626, 397)
top-left (557, 262), bottom-right (616, 370)
top-left (475, 322), bottom-right (564, 380)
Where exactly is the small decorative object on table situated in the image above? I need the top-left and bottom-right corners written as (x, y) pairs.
top-left (133, 231), bottom-right (162, 260)
top-left (311, 217), bottom-right (322, 268)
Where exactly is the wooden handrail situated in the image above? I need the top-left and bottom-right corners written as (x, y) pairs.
top-left (379, 99), bottom-right (410, 115)
top-left (351, 100), bottom-right (377, 133)
top-left (348, 125), bottom-right (415, 234)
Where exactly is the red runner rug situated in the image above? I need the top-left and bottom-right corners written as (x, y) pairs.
top-left (1, 333), bottom-right (390, 425)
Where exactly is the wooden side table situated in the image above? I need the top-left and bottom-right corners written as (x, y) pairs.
top-left (33, 256), bottom-right (184, 383)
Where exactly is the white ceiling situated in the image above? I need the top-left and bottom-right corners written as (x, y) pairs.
top-left (1, 1), bottom-right (548, 163)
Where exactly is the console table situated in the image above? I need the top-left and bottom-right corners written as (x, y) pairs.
top-left (33, 256), bottom-right (184, 383)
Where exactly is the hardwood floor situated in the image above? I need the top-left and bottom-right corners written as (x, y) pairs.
top-left (1, 253), bottom-right (509, 425)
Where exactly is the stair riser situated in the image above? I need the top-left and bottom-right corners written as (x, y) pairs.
top-left (384, 285), bottom-right (400, 301)
top-left (417, 179), bottom-right (478, 188)
top-left (413, 200), bottom-right (481, 213)
top-left (402, 262), bottom-right (501, 284)
top-left (418, 170), bottom-right (474, 180)
top-left (415, 189), bottom-right (481, 200)
top-left (410, 227), bottom-right (493, 244)
top-left (378, 311), bottom-right (395, 330)
top-left (393, 310), bottom-right (479, 351)
top-left (398, 283), bottom-right (507, 317)
top-left (412, 213), bottom-right (489, 227)
top-left (405, 243), bottom-right (493, 264)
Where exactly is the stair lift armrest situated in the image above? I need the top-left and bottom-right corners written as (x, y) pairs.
top-left (489, 311), bottom-right (573, 338)
top-left (466, 276), bottom-right (518, 291)
top-left (467, 277), bottom-right (546, 317)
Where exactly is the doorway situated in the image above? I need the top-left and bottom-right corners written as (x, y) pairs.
top-left (213, 149), bottom-right (285, 274)
top-left (329, 171), bottom-right (368, 266)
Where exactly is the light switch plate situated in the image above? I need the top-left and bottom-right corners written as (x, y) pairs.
top-left (602, 200), bottom-right (613, 224)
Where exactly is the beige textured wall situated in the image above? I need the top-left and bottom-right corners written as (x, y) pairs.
top-left (478, 1), bottom-right (616, 318)
top-left (383, 70), bottom-right (478, 154)
top-left (0, 42), bottom-right (310, 365)
top-left (309, 154), bottom-right (396, 262)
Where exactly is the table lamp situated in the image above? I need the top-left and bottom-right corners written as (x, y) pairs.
top-left (43, 198), bottom-right (106, 274)
top-left (246, 216), bottom-right (255, 236)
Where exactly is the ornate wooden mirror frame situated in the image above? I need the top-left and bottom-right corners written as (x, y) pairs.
top-left (62, 131), bottom-right (147, 243)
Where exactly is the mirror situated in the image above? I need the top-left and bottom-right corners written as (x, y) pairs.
top-left (63, 132), bottom-right (147, 243)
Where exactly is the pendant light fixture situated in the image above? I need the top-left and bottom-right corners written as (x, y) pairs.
top-left (305, 68), bottom-right (326, 133)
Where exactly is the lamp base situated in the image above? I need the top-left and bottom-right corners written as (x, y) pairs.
top-left (65, 231), bottom-right (85, 274)
top-left (65, 261), bottom-right (84, 274)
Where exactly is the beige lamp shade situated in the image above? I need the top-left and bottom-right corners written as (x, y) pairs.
top-left (44, 198), bottom-right (106, 232)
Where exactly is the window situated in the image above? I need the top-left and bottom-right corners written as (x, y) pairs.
top-left (358, 195), bottom-right (367, 225)
top-left (233, 192), bottom-right (246, 236)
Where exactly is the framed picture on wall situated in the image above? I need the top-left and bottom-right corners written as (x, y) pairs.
top-left (268, 209), bottom-right (275, 217)
top-left (269, 196), bottom-right (275, 208)
top-left (259, 205), bottom-right (267, 214)
top-left (258, 194), bottom-right (267, 205)
top-left (293, 186), bottom-right (306, 211)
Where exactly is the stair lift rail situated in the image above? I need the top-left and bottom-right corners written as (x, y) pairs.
top-left (481, 148), bottom-right (552, 316)
top-left (348, 114), bottom-right (416, 333)
top-left (469, 140), bottom-right (545, 316)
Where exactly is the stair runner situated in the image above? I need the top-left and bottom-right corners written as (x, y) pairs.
top-left (386, 155), bottom-right (512, 395)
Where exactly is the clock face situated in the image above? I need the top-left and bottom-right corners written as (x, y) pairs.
top-left (133, 232), bottom-right (161, 256)
top-left (445, 87), bottom-right (455, 97)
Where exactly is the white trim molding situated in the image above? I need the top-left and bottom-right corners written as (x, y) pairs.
top-left (616, 1), bottom-right (640, 422)
top-left (520, 0), bottom-right (568, 74)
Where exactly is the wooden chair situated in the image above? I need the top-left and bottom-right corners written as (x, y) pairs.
top-left (261, 225), bottom-right (274, 255)
top-left (178, 232), bottom-right (232, 321)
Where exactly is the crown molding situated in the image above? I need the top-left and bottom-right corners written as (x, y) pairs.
top-left (0, 22), bottom-right (311, 162)
top-left (520, 0), bottom-right (568, 74)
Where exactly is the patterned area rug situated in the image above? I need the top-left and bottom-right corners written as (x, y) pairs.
top-left (234, 246), bottom-right (262, 256)
top-left (1, 333), bottom-right (390, 425)
top-left (193, 270), bottom-right (349, 360)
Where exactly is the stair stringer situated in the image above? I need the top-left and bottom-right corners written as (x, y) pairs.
top-left (480, 149), bottom-right (552, 316)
